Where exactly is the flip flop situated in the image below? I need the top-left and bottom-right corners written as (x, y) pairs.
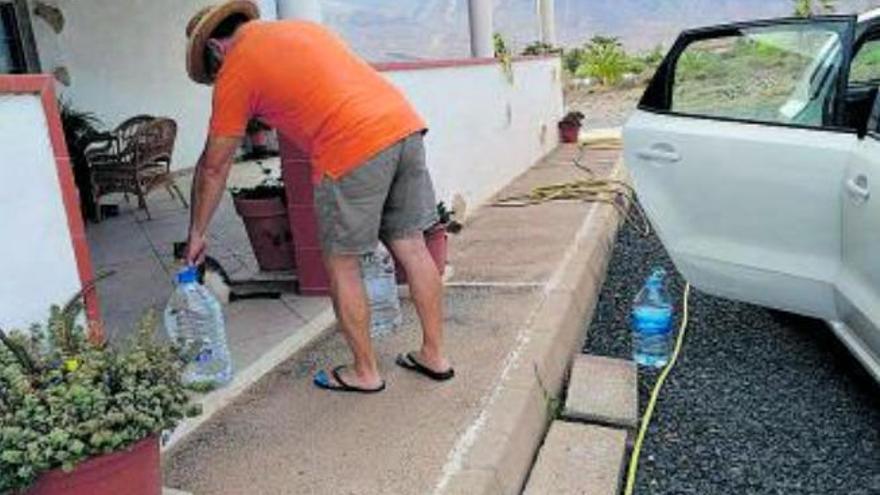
top-left (395, 352), bottom-right (455, 381)
top-left (313, 366), bottom-right (386, 394)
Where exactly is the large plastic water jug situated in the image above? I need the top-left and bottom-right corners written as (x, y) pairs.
top-left (164, 266), bottom-right (233, 388)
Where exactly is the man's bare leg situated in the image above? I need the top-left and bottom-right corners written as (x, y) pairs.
top-left (387, 235), bottom-right (450, 372)
top-left (322, 254), bottom-right (383, 389)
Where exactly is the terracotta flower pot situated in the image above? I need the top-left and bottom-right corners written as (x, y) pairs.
top-left (26, 436), bottom-right (160, 495)
top-left (559, 122), bottom-right (581, 143)
top-left (393, 224), bottom-right (448, 285)
top-left (233, 189), bottom-right (295, 272)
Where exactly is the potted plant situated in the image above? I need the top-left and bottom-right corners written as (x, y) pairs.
top-left (393, 202), bottom-right (463, 285)
top-left (242, 119), bottom-right (274, 160)
top-left (0, 296), bottom-right (198, 495)
top-left (558, 111), bottom-right (585, 143)
top-left (231, 164), bottom-right (295, 272)
top-left (59, 100), bottom-right (104, 222)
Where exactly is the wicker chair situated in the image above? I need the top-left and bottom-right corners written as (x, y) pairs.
top-left (86, 116), bottom-right (188, 221)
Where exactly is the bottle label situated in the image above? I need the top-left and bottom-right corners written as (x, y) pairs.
top-left (195, 348), bottom-right (214, 364)
top-left (633, 306), bottom-right (672, 335)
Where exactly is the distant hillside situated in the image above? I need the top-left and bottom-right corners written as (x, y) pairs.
top-left (322, 0), bottom-right (880, 61)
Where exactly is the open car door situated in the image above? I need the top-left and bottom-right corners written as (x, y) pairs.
top-left (833, 28), bottom-right (880, 380)
top-left (624, 16), bottom-right (858, 319)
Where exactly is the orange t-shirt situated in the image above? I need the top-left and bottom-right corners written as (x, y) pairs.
top-left (209, 20), bottom-right (426, 180)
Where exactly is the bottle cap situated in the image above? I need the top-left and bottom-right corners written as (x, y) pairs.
top-left (647, 267), bottom-right (667, 287)
top-left (177, 266), bottom-right (198, 284)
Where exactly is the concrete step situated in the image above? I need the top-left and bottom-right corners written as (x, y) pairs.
top-left (523, 421), bottom-right (627, 495)
top-left (563, 354), bottom-right (638, 429)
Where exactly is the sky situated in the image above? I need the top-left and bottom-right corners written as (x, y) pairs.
top-left (320, 0), bottom-right (880, 60)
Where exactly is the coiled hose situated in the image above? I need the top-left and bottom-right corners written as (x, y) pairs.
top-left (492, 140), bottom-right (651, 236)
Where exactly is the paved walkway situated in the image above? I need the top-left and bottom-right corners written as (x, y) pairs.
top-left (162, 144), bottom-right (622, 495)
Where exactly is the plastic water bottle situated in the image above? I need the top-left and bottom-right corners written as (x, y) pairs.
top-left (164, 266), bottom-right (233, 388)
top-left (361, 245), bottom-right (402, 337)
top-left (632, 267), bottom-right (674, 368)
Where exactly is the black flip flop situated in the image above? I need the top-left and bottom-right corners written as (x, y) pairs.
top-left (313, 366), bottom-right (386, 394)
top-left (395, 352), bottom-right (455, 381)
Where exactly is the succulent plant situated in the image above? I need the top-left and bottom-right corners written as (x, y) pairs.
top-left (0, 295), bottom-right (199, 492)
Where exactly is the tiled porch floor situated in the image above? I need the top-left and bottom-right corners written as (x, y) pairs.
top-left (85, 158), bottom-right (331, 372)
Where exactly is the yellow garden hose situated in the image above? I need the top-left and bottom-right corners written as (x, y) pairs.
top-left (624, 282), bottom-right (692, 495)
top-left (492, 141), bottom-right (652, 236)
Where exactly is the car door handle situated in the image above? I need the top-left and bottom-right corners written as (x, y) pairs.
top-left (846, 174), bottom-right (870, 201)
top-left (636, 146), bottom-right (681, 163)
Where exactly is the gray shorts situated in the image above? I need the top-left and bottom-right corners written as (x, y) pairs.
top-left (314, 132), bottom-right (438, 255)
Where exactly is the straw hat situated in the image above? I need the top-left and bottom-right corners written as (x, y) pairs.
top-left (186, 1), bottom-right (259, 85)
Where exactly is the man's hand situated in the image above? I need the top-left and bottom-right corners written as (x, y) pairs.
top-left (187, 135), bottom-right (242, 265)
top-left (185, 232), bottom-right (208, 266)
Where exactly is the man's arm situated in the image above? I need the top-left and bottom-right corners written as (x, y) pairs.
top-left (185, 136), bottom-right (242, 265)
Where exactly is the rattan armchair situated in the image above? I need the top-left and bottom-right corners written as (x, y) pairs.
top-left (86, 116), bottom-right (188, 221)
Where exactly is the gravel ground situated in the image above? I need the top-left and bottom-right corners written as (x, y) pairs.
top-left (566, 86), bottom-right (644, 130)
top-left (584, 222), bottom-right (880, 495)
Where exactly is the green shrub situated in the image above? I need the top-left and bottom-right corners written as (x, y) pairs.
top-left (493, 32), bottom-right (509, 58)
top-left (0, 298), bottom-right (198, 492)
top-left (577, 36), bottom-right (629, 86)
top-left (566, 38), bottom-right (664, 86)
top-left (792, 0), bottom-right (837, 17)
top-left (676, 50), bottom-right (726, 81)
top-left (563, 47), bottom-right (586, 74)
top-left (521, 41), bottom-right (562, 56)
top-left (642, 44), bottom-right (666, 68)
top-left (493, 33), bottom-right (514, 83)
top-left (852, 41), bottom-right (880, 83)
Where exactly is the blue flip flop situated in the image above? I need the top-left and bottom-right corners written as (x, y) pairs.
top-left (313, 365), bottom-right (386, 394)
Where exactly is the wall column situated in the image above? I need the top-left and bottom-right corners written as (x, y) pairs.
top-left (537, 0), bottom-right (556, 45)
top-left (276, 0), bottom-right (322, 22)
top-left (468, 0), bottom-right (494, 58)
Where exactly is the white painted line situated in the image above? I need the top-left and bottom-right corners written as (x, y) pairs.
top-left (445, 281), bottom-right (544, 289)
top-left (546, 159), bottom-right (624, 296)
top-left (545, 203), bottom-right (599, 296)
top-left (162, 306), bottom-right (337, 453)
top-left (431, 294), bottom-right (545, 495)
top-left (163, 488), bottom-right (194, 495)
top-left (398, 265), bottom-right (455, 300)
top-left (443, 265), bottom-right (455, 283)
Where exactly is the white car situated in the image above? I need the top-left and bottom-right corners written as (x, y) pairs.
top-left (625, 10), bottom-right (880, 382)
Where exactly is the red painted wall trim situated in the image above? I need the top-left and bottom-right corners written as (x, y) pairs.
top-left (372, 54), bottom-right (558, 73)
top-left (0, 75), bottom-right (101, 336)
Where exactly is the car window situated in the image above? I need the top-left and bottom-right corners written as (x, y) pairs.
top-left (851, 38), bottom-right (880, 84)
top-left (671, 22), bottom-right (846, 128)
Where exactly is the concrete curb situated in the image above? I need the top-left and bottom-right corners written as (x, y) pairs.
top-left (435, 160), bottom-right (626, 495)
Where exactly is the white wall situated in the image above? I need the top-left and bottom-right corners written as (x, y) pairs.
top-left (30, 0), bottom-right (278, 169)
top-left (384, 57), bottom-right (564, 211)
top-left (29, 1), bottom-right (563, 211)
top-left (0, 94), bottom-right (82, 330)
